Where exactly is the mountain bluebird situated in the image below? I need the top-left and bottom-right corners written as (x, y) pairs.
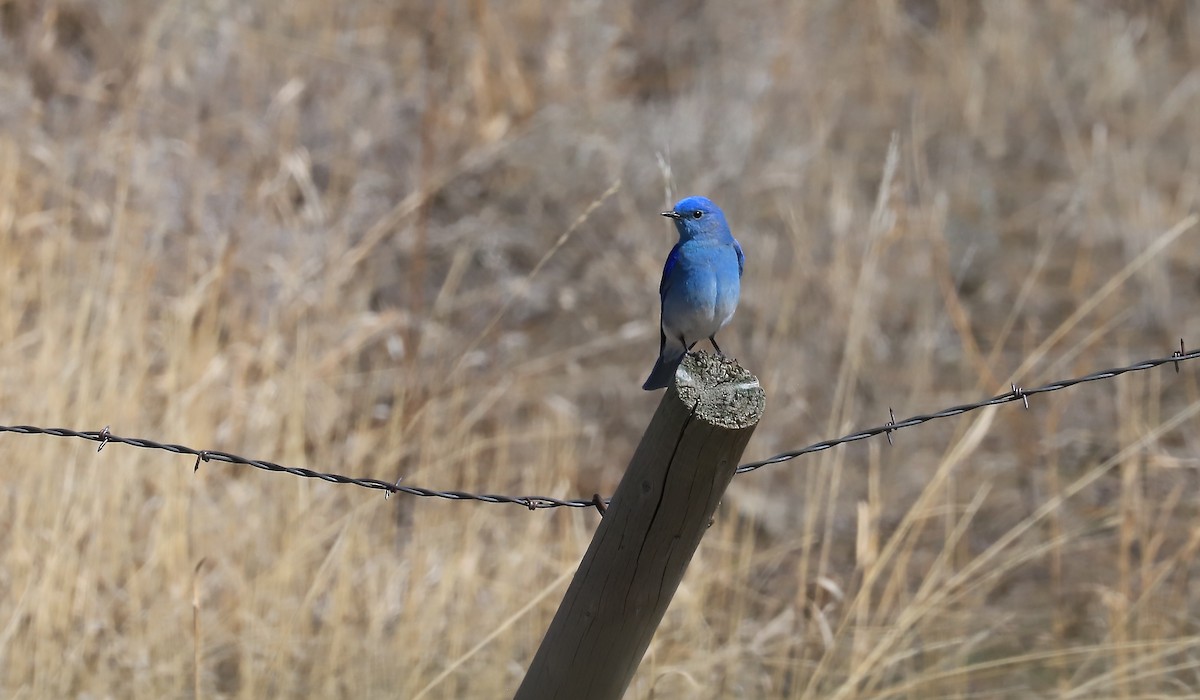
top-left (642, 196), bottom-right (744, 390)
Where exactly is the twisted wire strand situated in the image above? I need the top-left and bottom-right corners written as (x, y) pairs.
top-left (2, 346), bottom-right (1196, 510)
top-left (736, 347), bottom-right (1200, 473)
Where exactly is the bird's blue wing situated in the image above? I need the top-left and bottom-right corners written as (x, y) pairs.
top-left (659, 242), bottom-right (684, 297)
top-left (734, 239), bottom-right (745, 278)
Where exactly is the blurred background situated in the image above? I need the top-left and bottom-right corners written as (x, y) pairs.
top-left (2, 0), bottom-right (1200, 697)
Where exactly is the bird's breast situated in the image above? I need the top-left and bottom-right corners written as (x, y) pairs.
top-left (660, 242), bottom-right (741, 340)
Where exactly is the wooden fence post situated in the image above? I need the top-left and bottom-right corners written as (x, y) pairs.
top-left (515, 351), bottom-right (765, 700)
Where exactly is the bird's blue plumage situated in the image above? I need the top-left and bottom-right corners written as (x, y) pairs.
top-left (659, 243), bottom-right (682, 296)
top-left (642, 196), bottom-right (744, 390)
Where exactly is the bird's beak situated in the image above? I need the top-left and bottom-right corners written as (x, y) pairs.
top-left (661, 211), bottom-right (681, 219)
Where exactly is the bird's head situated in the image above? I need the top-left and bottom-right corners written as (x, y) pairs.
top-left (661, 196), bottom-right (731, 242)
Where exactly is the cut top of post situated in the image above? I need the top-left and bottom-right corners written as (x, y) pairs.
top-left (672, 351), bottom-right (765, 429)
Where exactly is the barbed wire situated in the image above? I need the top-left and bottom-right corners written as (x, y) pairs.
top-left (1, 342), bottom-right (1196, 510)
top-left (737, 340), bottom-right (1198, 473)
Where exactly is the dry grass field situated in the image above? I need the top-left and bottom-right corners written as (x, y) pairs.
top-left (3, 0), bottom-right (1200, 697)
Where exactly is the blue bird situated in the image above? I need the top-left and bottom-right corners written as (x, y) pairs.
top-left (643, 196), bottom-right (744, 390)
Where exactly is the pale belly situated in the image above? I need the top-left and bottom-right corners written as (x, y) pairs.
top-left (660, 246), bottom-right (741, 346)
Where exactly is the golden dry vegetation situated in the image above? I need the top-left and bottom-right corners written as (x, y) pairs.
top-left (2, 1), bottom-right (1200, 697)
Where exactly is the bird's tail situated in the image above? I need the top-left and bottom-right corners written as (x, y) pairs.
top-left (642, 347), bottom-right (687, 390)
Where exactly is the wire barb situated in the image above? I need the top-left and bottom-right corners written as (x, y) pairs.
top-left (2, 347), bottom-right (1199, 509)
top-left (1173, 338), bottom-right (1186, 373)
top-left (383, 476), bottom-right (404, 500)
top-left (1011, 383), bottom-right (1030, 410)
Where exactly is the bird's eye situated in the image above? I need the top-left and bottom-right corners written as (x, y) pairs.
top-left (692, 210), bottom-right (703, 219)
